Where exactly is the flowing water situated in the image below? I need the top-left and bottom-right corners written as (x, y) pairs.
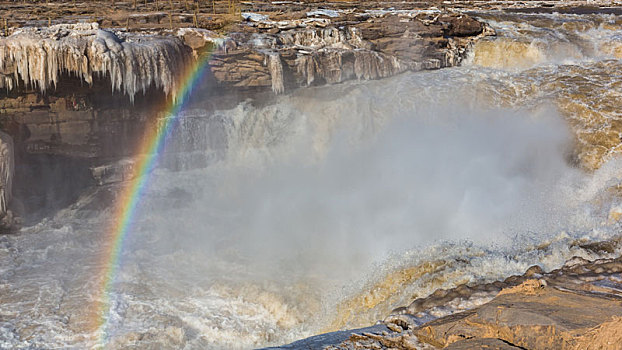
top-left (1, 10), bottom-right (622, 349)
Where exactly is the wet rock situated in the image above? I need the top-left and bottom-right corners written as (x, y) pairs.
top-left (325, 329), bottom-right (434, 350)
top-left (384, 314), bottom-right (425, 331)
top-left (178, 28), bottom-right (222, 51)
top-left (265, 324), bottom-right (391, 350)
top-left (523, 264), bottom-right (544, 277)
top-left (573, 239), bottom-right (620, 255)
top-left (438, 14), bottom-right (484, 37)
top-left (405, 256), bottom-right (622, 349)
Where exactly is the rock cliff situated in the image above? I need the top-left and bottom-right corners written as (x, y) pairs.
top-left (0, 10), bottom-right (490, 182)
top-left (204, 11), bottom-right (493, 93)
top-left (0, 7), bottom-right (491, 220)
top-left (0, 11), bottom-right (491, 99)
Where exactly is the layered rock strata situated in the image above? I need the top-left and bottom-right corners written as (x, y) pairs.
top-left (0, 11), bottom-right (491, 98)
top-left (205, 11), bottom-right (494, 93)
top-left (0, 9), bottom-right (490, 221)
top-left (0, 11), bottom-right (489, 174)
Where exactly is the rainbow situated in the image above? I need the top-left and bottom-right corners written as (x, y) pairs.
top-left (94, 49), bottom-right (213, 345)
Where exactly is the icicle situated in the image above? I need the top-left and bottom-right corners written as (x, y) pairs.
top-left (0, 24), bottom-right (191, 102)
top-left (267, 52), bottom-right (284, 94)
top-left (295, 54), bottom-right (316, 86)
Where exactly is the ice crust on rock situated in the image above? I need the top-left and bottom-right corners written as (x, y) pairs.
top-left (307, 9), bottom-right (341, 18)
top-left (0, 23), bottom-right (191, 102)
top-left (241, 13), bottom-right (270, 22)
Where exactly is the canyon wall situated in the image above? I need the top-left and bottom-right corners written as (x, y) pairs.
top-left (0, 11), bottom-right (491, 221)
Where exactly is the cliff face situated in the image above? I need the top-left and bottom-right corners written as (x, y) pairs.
top-left (0, 23), bottom-right (193, 165)
top-left (0, 10), bottom-right (490, 221)
top-left (205, 11), bottom-right (493, 93)
top-left (0, 12), bottom-right (490, 161)
top-left (0, 13), bottom-right (492, 101)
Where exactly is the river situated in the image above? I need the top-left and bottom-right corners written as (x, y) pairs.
top-left (1, 9), bottom-right (621, 349)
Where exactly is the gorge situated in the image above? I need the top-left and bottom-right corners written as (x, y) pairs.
top-left (1, 1), bottom-right (622, 349)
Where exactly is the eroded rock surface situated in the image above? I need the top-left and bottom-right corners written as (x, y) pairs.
top-left (323, 254), bottom-right (622, 350)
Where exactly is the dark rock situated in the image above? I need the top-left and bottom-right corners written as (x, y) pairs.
top-left (439, 14), bottom-right (484, 37)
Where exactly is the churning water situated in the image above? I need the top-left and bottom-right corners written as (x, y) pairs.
top-left (1, 11), bottom-right (622, 349)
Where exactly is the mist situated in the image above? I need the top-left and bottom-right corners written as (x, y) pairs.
top-left (121, 79), bottom-right (592, 290)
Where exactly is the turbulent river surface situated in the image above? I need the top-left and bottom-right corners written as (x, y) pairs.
top-left (2, 10), bottom-right (622, 349)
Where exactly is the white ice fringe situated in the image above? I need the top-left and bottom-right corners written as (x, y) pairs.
top-left (0, 23), bottom-right (191, 102)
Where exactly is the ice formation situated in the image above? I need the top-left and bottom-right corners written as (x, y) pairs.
top-left (267, 53), bottom-right (284, 94)
top-left (0, 23), bottom-right (191, 102)
top-left (0, 131), bottom-right (13, 216)
top-left (273, 27), bottom-right (405, 88)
